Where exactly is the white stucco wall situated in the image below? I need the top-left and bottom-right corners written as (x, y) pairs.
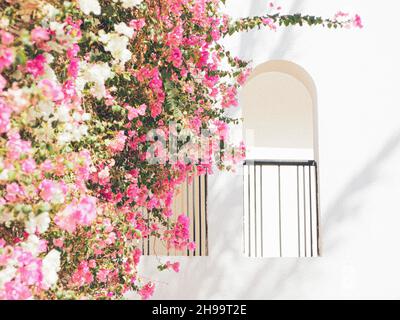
top-left (142, 0), bottom-right (400, 299)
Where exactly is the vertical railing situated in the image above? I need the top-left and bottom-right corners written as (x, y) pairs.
top-left (243, 160), bottom-right (320, 258)
top-left (142, 175), bottom-right (208, 257)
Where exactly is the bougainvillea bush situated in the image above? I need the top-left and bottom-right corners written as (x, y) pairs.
top-left (0, 0), bottom-right (361, 300)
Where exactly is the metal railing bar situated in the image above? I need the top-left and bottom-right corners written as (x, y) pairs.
top-left (242, 166), bottom-right (246, 255)
top-left (314, 164), bottom-right (321, 257)
top-left (204, 174), bottom-right (209, 256)
top-left (254, 164), bottom-right (257, 258)
top-left (142, 213), bottom-right (145, 254)
top-left (199, 176), bottom-right (202, 256)
top-left (260, 166), bottom-right (264, 258)
top-left (186, 178), bottom-right (190, 256)
top-left (192, 177), bottom-right (196, 256)
top-left (248, 164), bottom-right (251, 257)
top-left (244, 159), bottom-right (317, 166)
top-left (297, 166), bottom-right (301, 258)
top-left (278, 165), bottom-right (282, 258)
top-left (303, 166), bottom-right (307, 258)
top-left (309, 164), bottom-right (313, 257)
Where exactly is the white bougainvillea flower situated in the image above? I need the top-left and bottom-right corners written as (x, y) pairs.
top-left (82, 62), bottom-right (113, 85)
top-left (115, 22), bottom-right (135, 38)
top-left (58, 122), bottom-right (89, 145)
top-left (77, 61), bottom-right (114, 99)
top-left (43, 4), bottom-right (60, 20)
top-left (20, 235), bottom-right (45, 257)
top-left (25, 212), bottom-right (51, 234)
top-left (42, 249), bottom-right (61, 288)
top-left (114, 0), bottom-right (143, 9)
top-left (98, 31), bottom-right (132, 66)
top-left (78, 0), bottom-right (101, 15)
top-left (0, 266), bottom-right (16, 289)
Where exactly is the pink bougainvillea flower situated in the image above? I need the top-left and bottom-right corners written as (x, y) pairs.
top-left (53, 238), bottom-right (64, 248)
top-left (97, 269), bottom-right (110, 283)
top-left (70, 261), bottom-right (94, 287)
top-left (6, 131), bottom-right (32, 160)
top-left (188, 241), bottom-right (196, 252)
top-left (0, 30), bottom-right (14, 45)
top-left (67, 58), bottom-right (80, 78)
top-left (54, 196), bottom-right (97, 233)
top-left (0, 74), bottom-right (6, 91)
top-left (127, 104), bottom-right (147, 120)
top-left (133, 248), bottom-right (142, 266)
top-left (40, 159), bottom-right (54, 173)
top-left (150, 102), bottom-right (162, 118)
top-left (334, 11), bottom-right (349, 19)
top-left (237, 68), bottom-right (251, 86)
top-left (0, 99), bottom-right (11, 134)
top-left (5, 183), bottom-right (25, 202)
top-left (78, 196), bottom-right (97, 225)
top-left (108, 131), bottom-right (127, 153)
top-left (166, 261), bottom-right (180, 273)
top-left (168, 47), bottom-right (183, 68)
top-left (138, 282), bottom-right (155, 300)
top-left (30, 27), bottom-right (50, 43)
top-left (213, 119), bottom-right (228, 140)
top-left (67, 43), bottom-right (80, 59)
top-left (221, 85), bottom-right (238, 109)
top-left (26, 54), bottom-right (46, 78)
top-left (129, 18), bottom-right (146, 31)
top-left (21, 158), bottom-right (36, 174)
top-left (39, 179), bottom-right (67, 204)
top-left (2, 280), bottom-right (32, 300)
top-left (353, 14), bottom-right (363, 28)
top-left (0, 47), bottom-right (14, 71)
top-left (38, 79), bottom-right (64, 102)
top-left (261, 18), bottom-right (277, 31)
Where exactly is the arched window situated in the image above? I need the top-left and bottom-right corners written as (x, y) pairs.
top-left (241, 60), bottom-right (320, 258)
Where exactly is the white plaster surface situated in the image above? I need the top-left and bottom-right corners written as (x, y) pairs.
top-left (141, 0), bottom-right (400, 300)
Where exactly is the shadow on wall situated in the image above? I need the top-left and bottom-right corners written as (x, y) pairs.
top-left (322, 129), bottom-right (400, 252)
top-left (238, 0), bottom-right (305, 61)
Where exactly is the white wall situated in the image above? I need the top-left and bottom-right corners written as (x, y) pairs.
top-left (142, 0), bottom-right (400, 299)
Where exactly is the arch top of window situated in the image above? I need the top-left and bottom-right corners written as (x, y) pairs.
top-left (245, 60), bottom-right (317, 105)
top-left (240, 60), bottom-right (318, 161)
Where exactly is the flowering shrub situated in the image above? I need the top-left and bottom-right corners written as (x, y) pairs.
top-left (0, 0), bottom-right (361, 300)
